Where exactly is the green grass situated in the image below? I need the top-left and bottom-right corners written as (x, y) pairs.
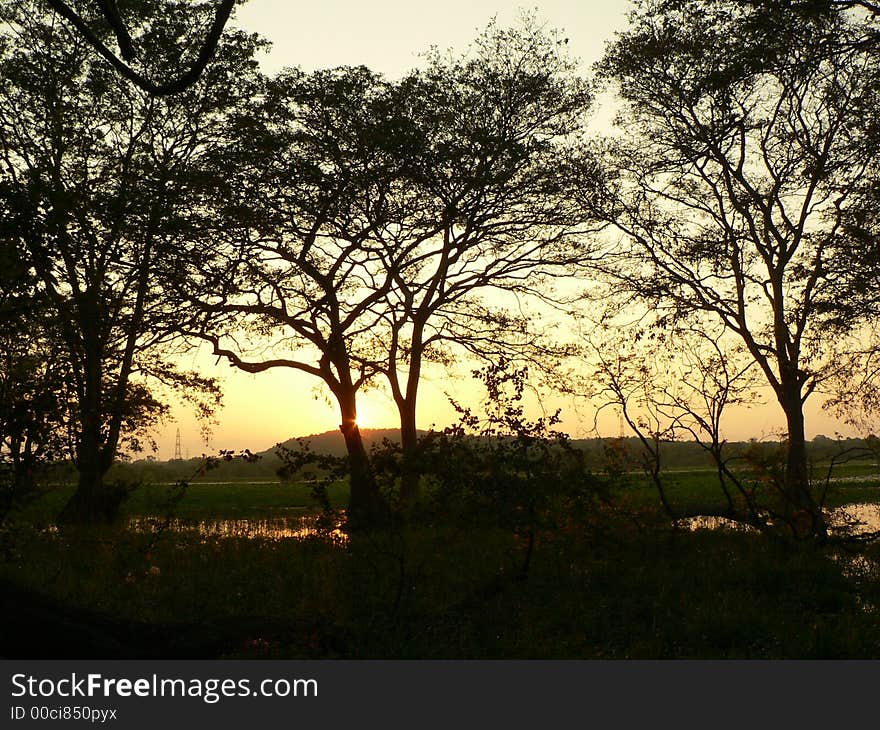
top-left (10, 480), bottom-right (350, 524)
top-left (15, 454), bottom-right (880, 524)
top-left (609, 460), bottom-right (880, 514)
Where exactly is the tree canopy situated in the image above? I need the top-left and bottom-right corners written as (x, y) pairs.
top-left (177, 17), bottom-right (595, 516)
top-left (40, 0), bottom-right (237, 94)
top-left (0, 0), bottom-right (261, 520)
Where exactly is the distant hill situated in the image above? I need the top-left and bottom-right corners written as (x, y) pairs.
top-left (238, 429), bottom-right (879, 475)
top-left (269, 428), bottom-right (418, 459)
top-left (109, 429), bottom-right (416, 483)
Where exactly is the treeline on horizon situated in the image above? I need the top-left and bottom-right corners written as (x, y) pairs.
top-left (94, 431), bottom-right (878, 484)
top-left (1, 0), bottom-right (880, 539)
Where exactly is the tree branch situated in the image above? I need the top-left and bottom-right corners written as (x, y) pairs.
top-left (43, 0), bottom-right (236, 95)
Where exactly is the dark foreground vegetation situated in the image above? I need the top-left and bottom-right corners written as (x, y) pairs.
top-left (3, 454), bottom-right (880, 659)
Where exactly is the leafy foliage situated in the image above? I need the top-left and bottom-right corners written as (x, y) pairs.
top-left (407, 363), bottom-right (602, 576)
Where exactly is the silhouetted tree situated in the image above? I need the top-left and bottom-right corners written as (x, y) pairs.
top-left (580, 0), bottom-right (880, 536)
top-left (179, 65), bottom-right (410, 522)
top-left (0, 0), bottom-right (260, 521)
top-left (183, 17), bottom-right (595, 519)
top-left (379, 17), bottom-right (594, 502)
top-left (581, 316), bottom-right (783, 529)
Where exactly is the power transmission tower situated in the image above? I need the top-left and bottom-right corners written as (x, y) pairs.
top-left (174, 428), bottom-right (182, 460)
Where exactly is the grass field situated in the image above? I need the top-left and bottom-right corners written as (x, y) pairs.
top-left (14, 456), bottom-right (878, 522)
top-left (11, 480), bottom-right (351, 523)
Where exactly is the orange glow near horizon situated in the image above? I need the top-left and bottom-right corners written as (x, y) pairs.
top-left (153, 358), bottom-right (861, 461)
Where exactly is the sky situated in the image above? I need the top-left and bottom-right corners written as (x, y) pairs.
top-left (152, 0), bottom-right (858, 459)
top-left (233, 0), bottom-right (630, 78)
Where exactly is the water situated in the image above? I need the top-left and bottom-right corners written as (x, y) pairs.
top-left (127, 515), bottom-right (349, 545)
top-left (829, 474), bottom-right (880, 484)
top-left (829, 503), bottom-right (880, 536)
top-left (123, 500), bottom-right (880, 548)
top-left (126, 503), bottom-right (880, 543)
top-left (683, 502), bottom-right (880, 536)
top-left (682, 515), bottom-right (757, 532)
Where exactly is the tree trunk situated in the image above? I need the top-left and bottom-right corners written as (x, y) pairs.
top-left (59, 418), bottom-right (122, 524)
top-left (58, 331), bottom-right (122, 524)
top-left (8, 440), bottom-right (29, 496)
top-left (60, 456), bottom-right (109, 524)
top-left (396, 327), bottom-right (424, 507)
top-left (779, 385), bottom-right (826, 538)
top-left (398, 400), bottom-right (420, 506)
top-left (338, 391), bottom-right (381, 526)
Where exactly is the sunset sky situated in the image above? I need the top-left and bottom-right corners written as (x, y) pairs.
top-left (154, 0), bottom-right (856, 459)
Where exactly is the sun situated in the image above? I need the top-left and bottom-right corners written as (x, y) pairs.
top-left (353, 395), bottom-right (397, 430)
top-left (354, 401), bottom-right (375, 429)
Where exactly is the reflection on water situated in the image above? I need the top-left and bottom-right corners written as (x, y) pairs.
top-left (829, 503), bottom-right (880, 536)
top-left (128, 515), bottom-right (349, 545)
top-left (681, 516), bottom-right (757, 532)
top-left (683, 503), bottom-right (880, 536)
top-left (830, 474), bottom-right (880, 484)
top-left (126, 502), bottom-right (880, 546)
